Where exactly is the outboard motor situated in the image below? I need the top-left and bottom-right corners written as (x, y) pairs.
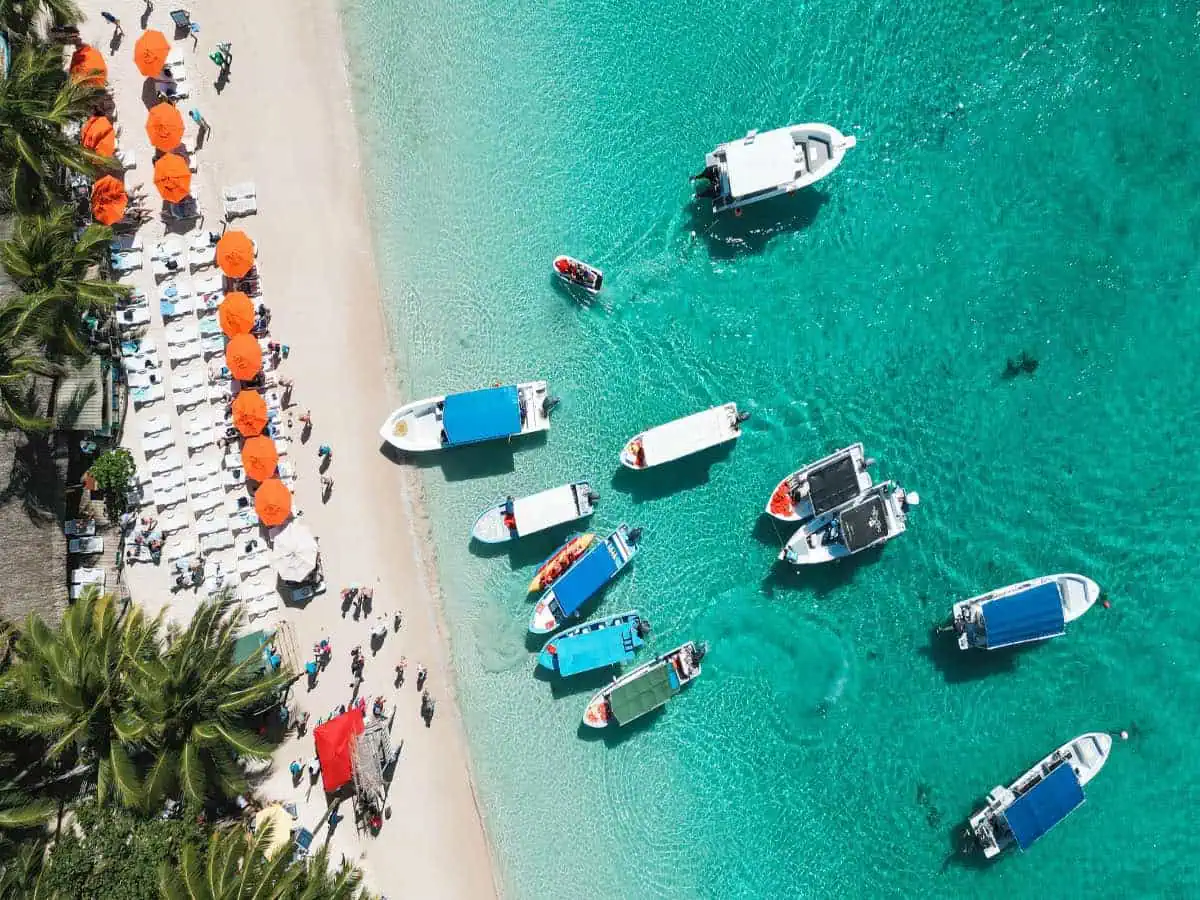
top-left (542, 396), bottom-right (561, 416)
top-left (586, 490), bottom-right (601, 504)
top-left (627, 526), bottom-right (644, 545)
top-left (691, 642), bottom-right (709, 664)
top-left (863, 456), bottom-right (876, 469)
top-left (735, 411), bottom-right (751, 425)
top-left (635, 618), bottom-right (652, 638)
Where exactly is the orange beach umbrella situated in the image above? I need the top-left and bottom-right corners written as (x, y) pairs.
top-left (231, 390), bottom-right (268, 437)
top-left (225, 333), bottom-right (263, 381)
top-left (90, 176), bottom-right (128, 225)
top-left (80, 116), bottom-right (116, 157)
top-left (69, 45), bottom-right (107, 86)
top-left (133, 30), bottom-right (170, 77)
top-left (241, 436), bottom-right (279, 483)
top-left (218, 291), bottom-right (256, 336)
top-left (254, 478), bottom-right (292, 527)
top-left (145, 102), bottom-right (184, 151)
top-left (152, 153), bottom-right (191, 203)
top-left (215, 230), bottom-right (255, 278)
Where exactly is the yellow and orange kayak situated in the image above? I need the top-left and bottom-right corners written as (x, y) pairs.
top-left (527, 533), bottom-right (596, 594)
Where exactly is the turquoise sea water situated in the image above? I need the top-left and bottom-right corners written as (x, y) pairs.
top-left (342, 1), bottom-right (1200, 897)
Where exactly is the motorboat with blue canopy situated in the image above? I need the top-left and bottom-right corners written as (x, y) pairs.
top-left (949, 574), bottom-right (1100, 651)
top-left (529, 524), bottom-right (640, 634)
top-left (537, 610), bottom-right (648, 677)
top-left (966, 732), bottom-right (1112, 858)
top-left (378, 380), bottom-right (557, 452)
top-left (471, 481), bottom-right (598, 543)
top-left (1002, 763), bottom-right (1084, 850)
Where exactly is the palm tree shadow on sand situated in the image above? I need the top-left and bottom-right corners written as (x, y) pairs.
top-left (684, 189), bottom-right (830, 260)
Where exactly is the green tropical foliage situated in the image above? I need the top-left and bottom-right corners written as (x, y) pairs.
top-left (0, 0), bottom-right (82, 40)
top-left (0, 41), bottom-right (104, 214)
top-left (0, 341), bottom-right (55, 432)
top-left (0, 590), bottom-right (159, 808)
top-left (87, 447), bottom-right (136, 514)
top-left (129, 597), bottom-right (291, 808)
top-left (160, 825), bottom-right (365, 900)
top-left (1, 207), bottom-right (128, 360)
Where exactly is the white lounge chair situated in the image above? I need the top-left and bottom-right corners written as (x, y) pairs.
top-left (68, 536), bottom-right (104, 554)
top-left (152, 250), bottom-right (191, 279)
top-left (165, 322), bottom-right (200, 346)
top-left (132, 385), bottom-right (165, 407)
top-left (196, 516), bottom-right (226, 538)
top-left (168, 339), bottom-right (202, 364)
top-left (142, 431), bottom-right (175, 455)
top-left (160, 295), bottom-right (196, 318)
top-left (174, 385), bottom-right (208, 409)
top-left (71, 566), bottom-right (105, 585)
top-left (186, 428), bottom-right (215, 452)
top-left (223, 467), bottom-right (246, 489)
top-left (149, 452), bottom-right (184, 475)
top-left (201, 334), bottom-right (226, 358)
top-left (157, 510), bottom-right (189, 535)
top-left (223, 184), bottom-right (258, 218)
top-left (142, 415), bottom-right (171, 436)
top-left (116, 307), bottom-right (151, 329)
top-left (189, 458), bottom-right (220, 481)
top-left (110, 232), bottom-right (143, 253)
top-left (189, 231), bottom-right (220, 265)
top-left (127, 370), bottom-right (166, 391)
top-left (229, 508), bottom-right (259, 533)
top-left (223, 182), bottom-right (256, 202)
top-left (156, 484), bottom-right (188, 508)
top-left (238, 553), bottom-right (270, 578)
top-left (124, 353), bottom-right (161, 373)
top-left (165, 540), bottom-right (197, 564)
top-left (200, 532), bottom-right (234, 555)
top-left (192, 490), bottom-right (224, 513)
top-left (194, 271), bottom-right (223, 294)
top-left (122, 338), bottom-right (156, 358)
top-left (173, 368), bottom-right (206, 392)
top-left (111, 249), bottom-right (143, 273)
top-left (158, 277), bottom-right (194, 302)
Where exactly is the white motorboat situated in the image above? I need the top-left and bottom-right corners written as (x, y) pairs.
top-left (765, 443), bottom-right (875, 522)
top-left (620, 403), bottom-right (749, 469)
top-left (553, 256), bottom-right (603, 294)
top-left (582, 640), bottom-right (707, 728)
top-left (378, 381), bottom-right (557, 452)
top-left (470, 481), bottom-right (598, 544)
top-left (949, 574), bottom-right (1101, 651)
top-left (693, 123), bottom-right (857, 214)
top-left (966, 732), bottom-right (1113, 858)
top-left (779, 481), bottom-right (918, 565)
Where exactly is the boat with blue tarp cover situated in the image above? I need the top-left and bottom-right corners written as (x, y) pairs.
top-left (378, 381), bottom-right (558, 452)
top-left (583, 640), bottom-right (707, 727)
top-left (529, 524), bottom-right (641, 634)
top-left (949, 574), bottom-right (1100, 651)
top-left (537, 611), bottom-right (649, 677)
top-left (965, 732), bottom-right (1112, 858)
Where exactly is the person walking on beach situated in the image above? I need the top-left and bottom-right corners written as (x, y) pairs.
top-left (416, 664), bottom-right (428, 691)
top-left (101, 11), bottom-right (123, 36)
top-left (393, 610), bottom-right (403, 631)
top-left (395, 656), bottom-right (407, 687)
top-left (320, 474), bottom-right (333, 500)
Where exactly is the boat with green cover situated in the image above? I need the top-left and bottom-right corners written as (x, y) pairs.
top-left (583, 640), bottom-right (707, 728)
top-left (536, 610), bottom-right (650, 677)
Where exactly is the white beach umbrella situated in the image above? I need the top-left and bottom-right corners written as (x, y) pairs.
top-left (271, 522), bottom-right (319, 583)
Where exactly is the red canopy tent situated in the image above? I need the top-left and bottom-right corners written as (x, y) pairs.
top-left (312, 708), bottom-right (365, 793)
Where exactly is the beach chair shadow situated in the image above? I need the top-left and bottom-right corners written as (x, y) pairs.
top-left (685, 188), bottom-right (829, 260)
top-left (918, 632), bottom-right (1022, 685)
top-left (609, 442), bottom-right (733, 503)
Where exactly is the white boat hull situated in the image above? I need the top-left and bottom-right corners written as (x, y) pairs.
top-left (620, 402), bottom-right (745, 469)
top-left (470, 481), bottom-right (596, 544)
top-left (779, 483), bottom-right (913, 565)
top-left (951, 573), bottom-right (1101, 651)
top-left (378, 381), bottom-right (550, 452)
top-left (969, 732), bottom-right (1112, 858)
top-left (765, 443), bottom-right (873, 522)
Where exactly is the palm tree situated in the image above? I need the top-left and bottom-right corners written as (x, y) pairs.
top-left (0, 41), bottom-right (103, 215)
top-left (0, 590), bottom-right (160, 808)
top-left (0, 0), bottom-right (82, 40)
top-left (159, 825), bottom-right (365, 900)
top-left (0, 207), bottom-right (129, 360)
top-left (128, 597), bottom-right (292, 808)
top-left (0, 340), bottom-right (55, 433)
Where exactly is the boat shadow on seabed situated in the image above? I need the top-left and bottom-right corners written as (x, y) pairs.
top-left (918, 629), bottom-right (1028, 685)
top-left (759, 542), bottom-right (884, 600)
top-left (684, 188), bottom-right (830, 260)
top-left (610, 442), bottom-right (735, 502)
top-left (574, 705), bottom-right (665, 748)
top-left (378, 430), bottom-right (549, 482)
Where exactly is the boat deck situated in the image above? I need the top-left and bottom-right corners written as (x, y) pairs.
top-left (551, 536), bottom-right (623, 618)
top-left (442, 386), bottom-right (522, 446)
top-left (809, 454), bottom-right (864, 515)
top-left (840, 494), bottom-right (890, 552)
top-left (555, 624), bottom-right (639, 676)
top-left (979, 582), bottom-right (1065, 649)
top-left (609, 661), bottom-right (676, 726)
top-left (1002, 762), bottom-right (1085, 850)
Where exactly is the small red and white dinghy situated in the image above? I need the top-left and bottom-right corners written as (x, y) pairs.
top-left (553, 256), bottom-right (603, 294)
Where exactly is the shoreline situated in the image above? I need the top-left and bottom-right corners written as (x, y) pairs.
top-left (92, 0), bottom-right (501, 895)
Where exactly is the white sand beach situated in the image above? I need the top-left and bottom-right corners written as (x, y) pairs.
top-left (84, 0), bottom-right (499, 895)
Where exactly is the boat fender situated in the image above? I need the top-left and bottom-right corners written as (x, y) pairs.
top-left (864, 456), bottom-right (877, 469)
top-left (546, 644), bottom-right (556, 655)
top-left (905, 491), bottom-right (921, 507)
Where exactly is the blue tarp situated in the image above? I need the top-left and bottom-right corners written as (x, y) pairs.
top-left (555, 626), bottom-right (636, 676)
top-left (552, 542), bottom-right (619, 617)
top-left (981, 582), bottom-right (1065, 649)
top-left (442, 386), bottom-right (521, 446)
top-left (1002, 763), bottom-right (1085, 850)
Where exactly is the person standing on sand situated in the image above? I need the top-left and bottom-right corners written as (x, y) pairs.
top-left (101, 11), bottom-right (123, 36)
top-left (395, 656), bottom-right (407, 686)
top-left (416, 664), bottom-right (428, 691)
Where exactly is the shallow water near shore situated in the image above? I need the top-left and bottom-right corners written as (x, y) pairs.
top-left (342, 0), bottom-right (1199, 896)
